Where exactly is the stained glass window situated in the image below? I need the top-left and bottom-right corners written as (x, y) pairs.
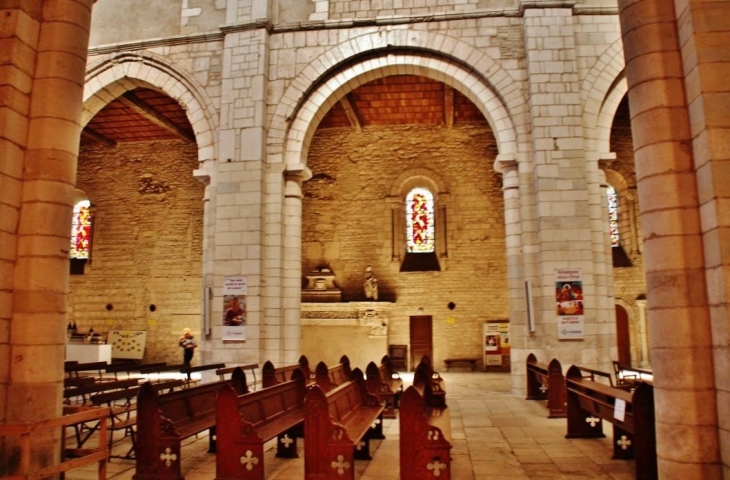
top-left (406, 188), bottom-right (435, 253)
top-left (70, 200), bottom-right (92, 259)
top-left (607, 185), bottom-right (619, 247)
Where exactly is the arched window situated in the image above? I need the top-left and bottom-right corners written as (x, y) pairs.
top-left (607, 185), bottom-right (619, 247)
top-left (70, 199), bottom-right (92, 259)
top-left (406, 188), bottom-right (435, 253)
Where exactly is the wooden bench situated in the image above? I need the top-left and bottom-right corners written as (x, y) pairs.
top-left (63, 378), bottom-right (142, 405)
top-left (304, 368), bottom-right (385, 480)
top-left (365, 359), bottom-right (403, 419)
top-left (65, 361), bottom-right (109, 379)
top-left (216, 363), bottom-right (259, 389)
top-left (443, 357), bottom-right (478, 371)
top-left (133, 368), bottom-right (248, 480)
top-left (525, 353), bottom-right (566, 418)
top-left (104, 362), bottom-right (167, 380)
top-left (90, 379), bottom-right (185, 460)
top-left (418, 355), bottom-right (446, 392)
top-left (216, 369), bottom-right (308, 480)
top-left (612, 361), bottom-right (653, 390)
top-left (413, 361), bottom-right (446, 408)
top-left (565, 364), bottom-right (657, 479)
top-left (261, 358), bottom-right (312, 389)
top-left (314, 355), bottom-right (352, 392)
top-left (399, 385), bottom-right (452, 480)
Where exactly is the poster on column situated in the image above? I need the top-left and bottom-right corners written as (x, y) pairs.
top-left (223, 276), bottom-right (247, 341)
top-left (555, 268), bottom-right (584, 340)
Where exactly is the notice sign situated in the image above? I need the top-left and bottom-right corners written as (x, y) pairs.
top-left (556, 268), bottom-right (584, 340)
top-left (223, 276), bottom-right (247, 341)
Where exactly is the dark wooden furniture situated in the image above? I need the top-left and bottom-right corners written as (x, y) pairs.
top-left (303, 368), bottom-right (384, 480)
top-left (525, 353), bottom-right (566, 418)
top-left (365, 359), bottom-right (403, 419)
top-left (216, 363), bottom-right (259, 389)
top-left (314, 356), bottom-right (352, 392)
top-left (179, 362), bottom-right (226, 385)
top-left (104, 362), bottom-right (167, 380)
top-left (399, 385), bottom-right (452, 480)
top-left (90, 379), bottom-right (185, 459)
top-left (261, 356), bottom-right (313, 389)
top-left (565, 364), bottom-right (657, 480)
top-left (443, 358), bottom-right (478, 371)
top-left (63, 378), bottom-right (141, 405)
top-left (418, 355), bottom-right (446, 392)
top-left (387, 345), bottom-right (408, 370)
top-left (133, 368), bottom-right (247, 480)
top-left (413, 361), bottom-right (447, 408)
top-left (65, 361), bottom-right (108, 379)
top-left (215, 369), bottom-right (307, 480)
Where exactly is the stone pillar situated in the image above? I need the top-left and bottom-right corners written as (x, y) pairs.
top-left (2, 0), bottom-right (93, 472)
top-left (617, 0), bottom-right (721, 477)
top-left (282, 169), bottom-right (310, 364)
top-left (521, 1), bottom-right (614, 371)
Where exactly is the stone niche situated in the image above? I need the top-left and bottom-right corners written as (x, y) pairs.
top-left (300, 302), bottom-right (392, 371)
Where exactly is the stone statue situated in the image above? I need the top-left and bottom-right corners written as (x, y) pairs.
top-left (364, 265), bottom-right (378, 301)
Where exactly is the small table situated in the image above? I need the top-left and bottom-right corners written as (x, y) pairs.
top-left (443, 358), bottom-right (478, 372)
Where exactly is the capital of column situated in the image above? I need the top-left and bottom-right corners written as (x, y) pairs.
top-left (494, 154), bottom-right (519, 191)
top-left (284, 164), bottom-right (312, 199)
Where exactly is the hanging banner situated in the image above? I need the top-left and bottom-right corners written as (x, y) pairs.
top-left (555, 268), bottom-right (584, 340)
top-left (223, 276), bottom-right (247, 341)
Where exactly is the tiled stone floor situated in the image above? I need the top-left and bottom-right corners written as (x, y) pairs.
top-left (68, 371), bottom-right (635, 479)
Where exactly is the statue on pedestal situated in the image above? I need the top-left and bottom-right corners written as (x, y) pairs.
top-left (364, 265), bottom-right (378, 301)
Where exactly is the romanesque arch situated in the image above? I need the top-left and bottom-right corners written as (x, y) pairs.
top-left (83, 51), bottom-right (219, 164)
top-left (267, 29), bottom-right (526, 171)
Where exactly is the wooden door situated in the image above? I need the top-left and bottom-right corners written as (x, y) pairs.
top-left (409, 316), bottom-right (433, 371)
top-left (615, 305), bottom-right (631, 365)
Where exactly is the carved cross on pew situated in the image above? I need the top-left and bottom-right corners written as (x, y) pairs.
top-left (331, 454), bottom-right (350, 474)
top-left (585, 416), bottom-right (601, 427)
top-left (428, 429), bottom-right (441, 441)
top-left (617, 435), bottom-right (632, 450)
top-left (427, 458), bottom-right (447, 477)
top-left (539, 384), bottom-right (548, 393)
top-left (240, 450), bottom-right (260, 471)
top-left (371, 418), bottom-right (381, 429)
top-left (356, 440), bottom-right (366, 451)
top-left (280, 434), bottom-right (294, 448)
top-left (160, 448), bottom-right (177, 467)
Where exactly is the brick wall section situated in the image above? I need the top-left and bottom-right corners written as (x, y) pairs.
top-left (303, 123), bottom-right (507, 363)
top-left (69, 140), bottom-right (204, 364)
top-left (328, 0), bottom-right (481, 19)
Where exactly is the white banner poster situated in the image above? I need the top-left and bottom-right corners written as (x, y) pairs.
top-left (223, 276), bottom-right (247, 341)
top-left (555, 268), bottom-right (584, 340)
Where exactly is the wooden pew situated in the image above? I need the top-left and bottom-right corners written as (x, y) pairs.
top-left (413, 361), bottom-right (447, 408)
top-left (314, 355), bottom-right (352, 392)
top-left (216, 363), bottom-right (259, 390)
top-left (63, 378), bottom-right (141, 405)
top-left (216, 369), bottom-right (307, 480)
top-left (65, 361), bottom-right (109, 380)
top-left (365, 359), bottom-right (403, 419)
top-left (525, 353), bottom-right (566, 418)
top-left (261, 356), bottom-right (314, 388)
top-left (565, 365), bottom-right (657, 480)
top-left (133, 368), bottom-right (248, 480)
top-left (90, 379), bottom-right (185, 459)
top-left (399, 385), bottom-right (452, 480)
top-left (303, 369), bottom-right (385, 480)
top-left (418, 355), bottom-right (446, 392)
top-left (104, 362), bottom-right (167, 380)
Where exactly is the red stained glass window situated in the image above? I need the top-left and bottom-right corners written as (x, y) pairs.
top-left (406, 188), bottom-right (435, 253)
top-left (70, 200), bottom-right (92, 259)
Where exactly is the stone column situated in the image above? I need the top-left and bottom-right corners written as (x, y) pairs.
top-left (617, 0), bottom-right (720, 477)
top-left (282, 168), bottom-right (310, 364)
top-left (2, 0), bottom-right (93, 472)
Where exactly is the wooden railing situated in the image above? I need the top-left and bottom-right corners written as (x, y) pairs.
top-left (0, 406), bottom-right (110, 479)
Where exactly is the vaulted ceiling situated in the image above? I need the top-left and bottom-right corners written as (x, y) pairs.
top-left (80, 75), bottom-right (487, 147)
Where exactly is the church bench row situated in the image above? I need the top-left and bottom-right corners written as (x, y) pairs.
top-left (525, 353), bottom-right (567, 418)
top-left (215, 369), bottom-right (307, 479)
top-left (413, 358), bottom-right (446, 408)
top-left (216, 363), bottom-right (259, 388)
top-left (565, 364), bottom-right (657, 480)
top-left (261, 355), bottom-right (314, 388)
top-left (133, 368), bottom-right (248, 480)
top-left (314, 355), bottom-right (352, 392)
top-left (400, 368), bottom-right (452, 480)
top-left (365, 357), bottom-right (403, 419)
top-left (304, 368), bottom-right (385, 480)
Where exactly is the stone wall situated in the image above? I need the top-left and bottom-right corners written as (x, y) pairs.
top-left (303, 122), bottom-right (507, 367)
top-left (69, 140), bottom-right (204, 364)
